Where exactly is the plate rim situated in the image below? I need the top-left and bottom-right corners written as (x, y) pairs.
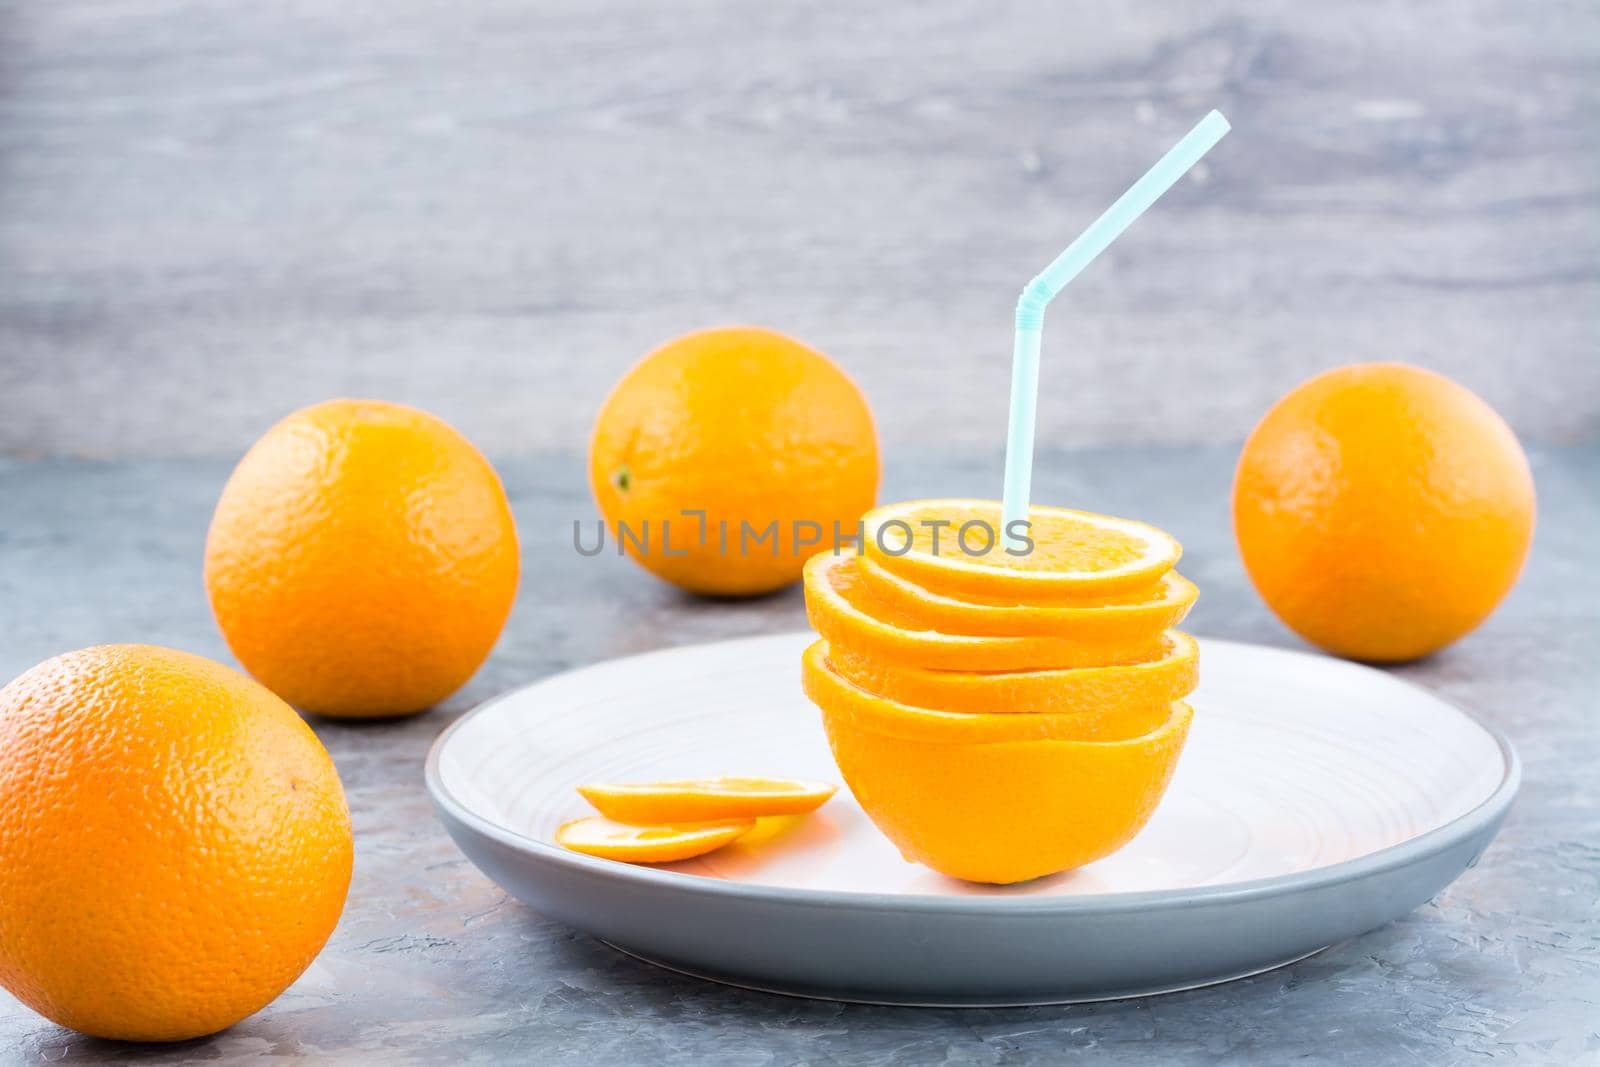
top-left (424, 632), bottom-right (1520, 915)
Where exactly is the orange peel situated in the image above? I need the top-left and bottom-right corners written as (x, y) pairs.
top-left (820, 700), bottom-right (1194, 884)
top-left (803, 553), bottom-right (1165, 672)
top-left (825, 631), bottom-right (1198, 717)
top-left (856, 555), bottom-right (1197, 638)
top-left (801, 640), bottom-right (1170, 743)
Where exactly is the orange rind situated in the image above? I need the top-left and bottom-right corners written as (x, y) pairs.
top-left (803, 553), bottom-right (1166, 672)
top-left (825, 631), bottom-right (1198, 717)
top-left (801, 641), bottom-right (1170, 743)
top-left (820, 701), bottom-right (1194, 884)
top-left (856, 555), bottom-right (1197, 638)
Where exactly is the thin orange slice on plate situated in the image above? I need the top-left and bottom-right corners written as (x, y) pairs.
top-left (554, 816), bottom-right (753, 863)
top-left (800, 640), bottom-right (1170, 743)
top-left (577, 777), bottom-right (837, 824)
top-left (826, 631), bottom-right (1199, 716)
top-left (862, 499), bottom-right (1181, 600)
top-left (855, 556), bottom-right (1197, 638)
top-left (803, 553), bottom-right (1165, 671)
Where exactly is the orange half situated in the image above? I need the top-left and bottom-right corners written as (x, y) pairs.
top-left (826, 631), bottom-right (1198, 716)
top-left (803, 553), bottom-right (1165, 672)
top-left (856, 555), bottom-right (1197, 638)
top-left (577, 777), bottom-right (837, 824)
top-left (554, 817), bottom-right (753, 863)
top-left (863, 499), bottom-right (1180, 600)
top-left (819, 700), bottom-right (1195, 884)
top-left (800, 640), bottom-right (1170, 743)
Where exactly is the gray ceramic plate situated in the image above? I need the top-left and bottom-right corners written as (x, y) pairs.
top-left (425, 634), bottom-right (1518, 1006)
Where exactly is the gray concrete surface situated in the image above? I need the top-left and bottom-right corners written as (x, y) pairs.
top-left (2, 0), bottom-right (1598, 458)
top-left (0, 445), bottom-right (1594, 1064)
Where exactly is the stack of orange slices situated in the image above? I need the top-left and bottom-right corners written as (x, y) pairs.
top-left (800, 499), bottom-right (1199, 885)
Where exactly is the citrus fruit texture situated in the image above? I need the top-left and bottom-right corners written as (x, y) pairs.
top-left (206, 399), bottom-right (520, 717)
top-left (1233, 363), bottom-right (1534, 662)
top-left (800, 499), bottom-right (1197, 885)
top-left (804, 554), bottom-right (1168, 672)
top-left (0, 645), bottom-right (353, 1042)
top-left (590, 326), bottom-right (879, 597)
top-left (802, 642), bottom-right (1175, 745)
top-left (864, 499), bottom-right (1179, 598)
top-left (825, 631), bottom-right (1198, 718)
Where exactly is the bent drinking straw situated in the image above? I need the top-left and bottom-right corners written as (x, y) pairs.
top-left (1001, 110), bottom-right (1230, 550)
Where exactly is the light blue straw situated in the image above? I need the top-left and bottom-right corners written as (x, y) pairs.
top-left (1001, 110), bottom-right (1230, 549)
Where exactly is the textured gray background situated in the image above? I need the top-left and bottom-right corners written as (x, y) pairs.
top-left (0, 0), bottom-right (1597, 1063)
top-left (0, 447), bottom-right (1595, 1063)
top-left (0, 0), bottom-right (1596, 458)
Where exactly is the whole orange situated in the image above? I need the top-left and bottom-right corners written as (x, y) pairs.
top-left (206, 399), bottom-right (519, 717)
top-left (0, 645), bottom-right (352, 1042)
top-left (590, 326), bottom-right (879, 596)
top-left (1232, 363), bottom-right (1535, 662)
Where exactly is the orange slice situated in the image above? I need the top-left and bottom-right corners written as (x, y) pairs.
top-left (855, 556), bottom-right (1197, 638)
top-left (819, 700), bottom-right (1194, 884)
top-left (800, 641), bottom-right (1170, 743)
top-left (577, 777), bottom-right (837, 824)
top-left (803, 553), bottom-right (1165, 672)
top-left (863, 499), bottom-right (1180, 600)
top-left (826, 631), bottom-right (1199, 716)
top-left (554, 817), bottom-right (753, 863)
